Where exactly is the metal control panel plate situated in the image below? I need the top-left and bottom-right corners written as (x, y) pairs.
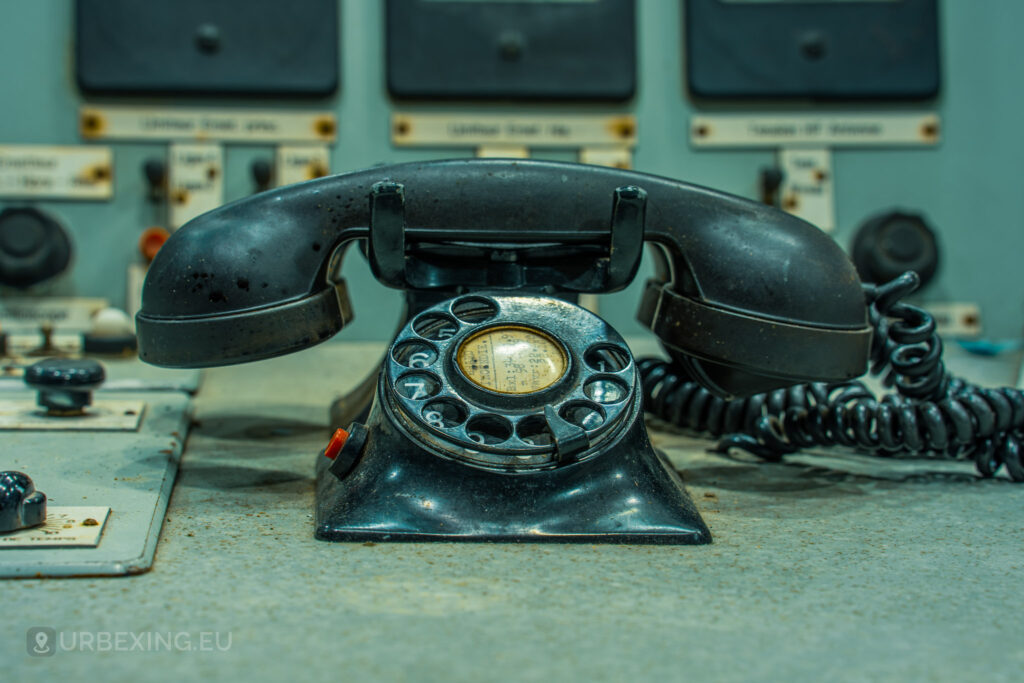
top-left (0, 391), bottom-right (191, 578)
top-left (75, 0), bottom-right (339, 96)
top-left (685, 0), bottom-right (940, 99)
top-left (386, 0), bottom-right (636, 100)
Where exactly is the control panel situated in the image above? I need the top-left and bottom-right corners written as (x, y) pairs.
top-left (0, 0), bottom-right (1020, 342)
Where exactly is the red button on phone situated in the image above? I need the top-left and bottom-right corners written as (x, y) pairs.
top-left (323, 428), bottom-right (349, 460)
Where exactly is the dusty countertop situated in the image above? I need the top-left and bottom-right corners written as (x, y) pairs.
top-left (4, 341), bottom-right (1023, 682)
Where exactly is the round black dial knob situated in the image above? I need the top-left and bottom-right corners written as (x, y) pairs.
top-left (0, 207), bottom-right (72, 288)
top-left (24, 358), bottom-right (105, 414)
top-left (851, 211), bottom-right (940, 288)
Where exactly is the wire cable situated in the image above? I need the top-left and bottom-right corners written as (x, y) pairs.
top-left (638, 272), bottom-right (1024, 481)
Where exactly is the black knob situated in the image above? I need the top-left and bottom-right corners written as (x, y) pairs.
top-left (24, 358), bottom-right (105, 415)
top-left (799, 31), bottom-right (827, 61)
top-left (851, 211), bottom-right (940, 288)
top-left (0, 471), bottom-right (46, 534)
top-left (251, 159), bottom-right (274, 193)
top-left (195, 23), bottom-right (222, 54)
top-left (0, 208), bottom-right (72, 288)
top-left (497, 30), bottom-right (525, 61)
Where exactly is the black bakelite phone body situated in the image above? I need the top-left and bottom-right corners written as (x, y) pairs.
top-left (136, 159), bottom-right (871, 544)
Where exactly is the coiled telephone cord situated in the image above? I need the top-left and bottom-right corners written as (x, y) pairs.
top-left (638, 272), bottom-right (1024, 481)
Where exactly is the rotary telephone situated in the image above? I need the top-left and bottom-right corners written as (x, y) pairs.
top-left (136, 159), bottom-right (874, 544)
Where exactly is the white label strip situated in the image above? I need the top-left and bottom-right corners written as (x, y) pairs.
top-left (0, 400), bottom-right (145, 431)
top-left (275, 145), bottom-right (331, 187)
top-left (923, 302), bottom-right (982, 338)
top-left (392, 113), bottom-right (637, 148)
top-left (126, 262), bottom-right (147, 320)
top-left (779, 147), bottom-right (834, 232)
top-left (691, 113), bottom-right (940, 148)
top-left (79, 106), bottom-right (337, 143)
top-left (0, 145), bottom-right (112, 200)
top-left (0, 297), bottom-right (108, 333)
top-left (475, 145), bottom-right (530, 159)
top-left (579, 146), bottom-right (632, 169)
top-left (168, 143), bottom-right (224, 229)
top-left (0, 507), bottom-right (110, 548)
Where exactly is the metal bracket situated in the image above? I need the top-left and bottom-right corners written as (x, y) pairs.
top-left (608, 185), bottom-right (647, 290)
top-left (368, 181), bottom-right (407, 288)
top-left (544, 404), bottom-right (590, 463)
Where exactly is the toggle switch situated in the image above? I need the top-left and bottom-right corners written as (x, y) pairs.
top-left (27, 322), bottom-right (63, 358)
top-left (759, 167), bottom-right (785, 206)
top-left (326, 423), bottom-right (369, 480)
top-left (0, 471), bottom-right (46, 534)
top-left (143, 158), bottom-right (167, 203)
top-left (251, 159), bottom-right (274, 193)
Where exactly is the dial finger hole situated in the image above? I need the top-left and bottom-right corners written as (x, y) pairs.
top-left (452, 296), bottom-right (498, 323)
top-left (422, 398), bottom-right (467, 428)
top-left (392, 341), bottom-right (438, 368)
top-left (465, 414), bottom-right (513, 445)
top-left (515, 415), bottom-right (553, 446)
top-left (560, 401), bottom-right (605, 430)
top-left (413, 313), bottom-right (459, 341)
top-left (584, 344), bottom-right (630, 372)
top-left (395, 372), bottom-right (440, 400)
top-left (583, 377), bottom-right (628, 404)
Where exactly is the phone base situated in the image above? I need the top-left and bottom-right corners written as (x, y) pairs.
top-left (314, 410), bottom-right (711, 545)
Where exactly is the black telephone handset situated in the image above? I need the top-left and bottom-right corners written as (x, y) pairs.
top-left (137, 159), bottom-right (872, 544)
top-left (138, 159), bottom-right (869, 391)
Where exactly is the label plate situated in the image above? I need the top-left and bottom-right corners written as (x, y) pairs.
top-left (0, 400), bottom-right (145, 431)
top-left (392, 113), bottom-right (637, 148)
top-left (475, 145), bottom-right (530, 159)
top-left (0, 507), bottom-right (111, 548)
top-left (0, 145), bottom-right (113, 200)
top-left (691, 113), bottom-right (940, 148)
top-left (923, 302), bottom-right (982, 338)
top-left (80, 106), bottom-right (337, 143)
top-left (275, 145), bottom-right (331, 187)
top-left (779, 147), bottom-right (834, 232)
top-left (168, 143), bottom-right (223, 229)
top-left (579, 147), bottom-right (632, 169)
top-left (0, 297), bottom-right (108, 334)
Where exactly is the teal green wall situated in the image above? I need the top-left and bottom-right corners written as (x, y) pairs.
top-left (1, 0), bottom-right (1022, 341)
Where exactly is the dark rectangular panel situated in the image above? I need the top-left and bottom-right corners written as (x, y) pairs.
top-left (387, 0), bottom-right (635, 101)
top-left (685, 0), bottom-right (940, 100)
top-left (75, 0), bottom-right (339, 97)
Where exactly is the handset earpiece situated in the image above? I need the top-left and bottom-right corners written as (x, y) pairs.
top-left (638, 189), bottom-right (872, 397)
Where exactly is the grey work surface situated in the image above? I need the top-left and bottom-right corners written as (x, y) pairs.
top-left (3, 342), bottom-right (1023, 681)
